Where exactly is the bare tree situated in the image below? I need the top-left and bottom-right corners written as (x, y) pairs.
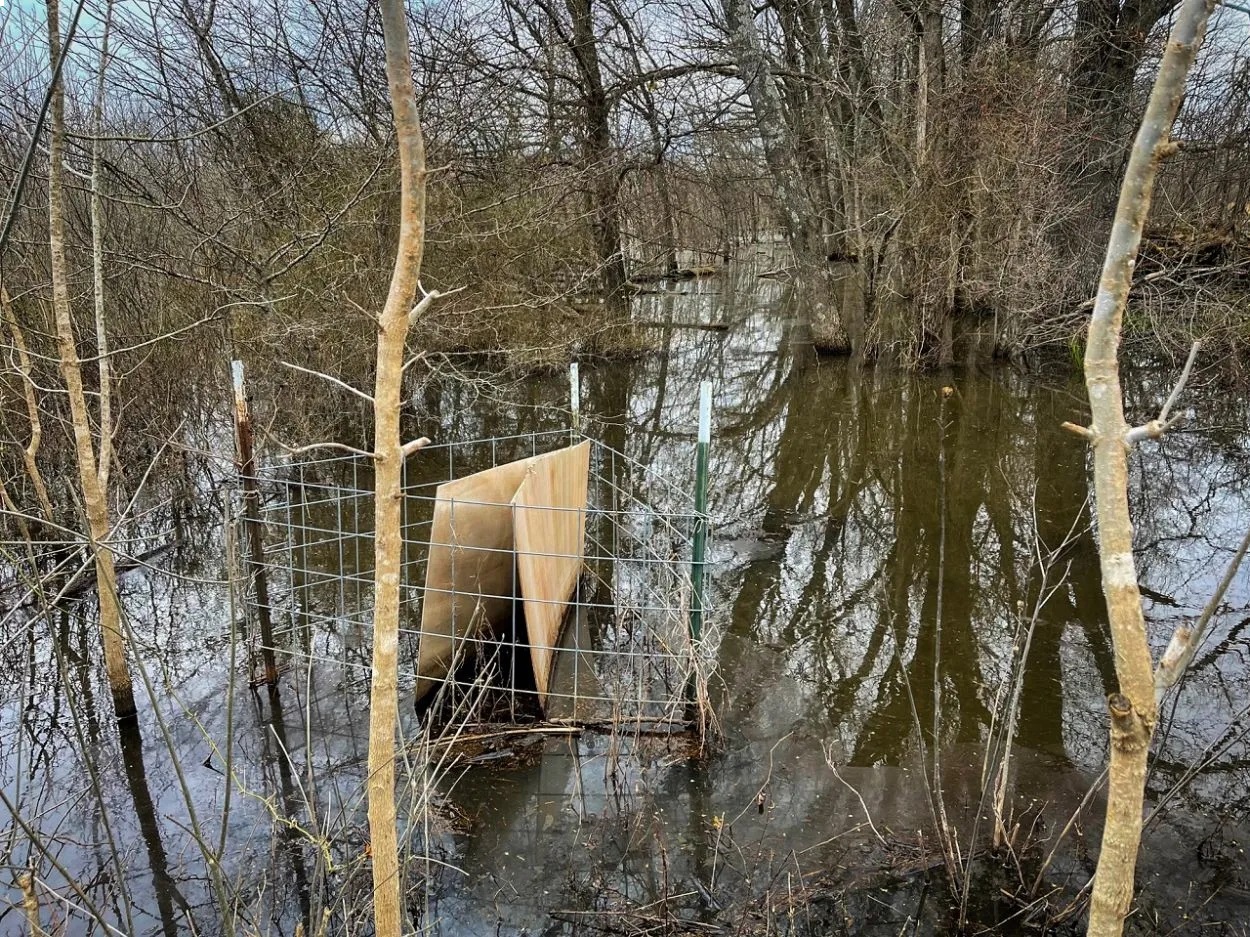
top-left (367, 0), bottom-right (432, 933)
top-left (721, 0), bottom-right (853, 353)
top-left (1069, 0), bottom-right (1177, 191)
top-left (44, 0), bottom-right (135, 718)
top-left (1062, 0), bottom-right (1218, 933)
top-left (499, 0), bottom-right (630, 299)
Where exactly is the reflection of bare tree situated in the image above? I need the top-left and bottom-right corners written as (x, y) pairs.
top-left (694, 345), bottom-right (1158, 771)
top-left (259, 686), bottom-right (315, 931)
top-left (1015, 422), bottom-right (1113, 758)
top-left (852, 378), bottom-right (999, 764)
top-left (1119, 364), bottom-right (1250, 806)
top-left (117, 718), bottom-right (190, 937)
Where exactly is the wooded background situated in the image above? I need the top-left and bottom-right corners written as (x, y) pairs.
top-left (1, 0), bottom-right (1248, 519)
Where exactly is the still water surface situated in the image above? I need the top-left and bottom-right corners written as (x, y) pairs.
top-left (2, 265), bottom-right (1248, 935)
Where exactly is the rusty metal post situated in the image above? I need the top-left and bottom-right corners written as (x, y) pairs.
top-left (232, 360), bottom-right (278, 686)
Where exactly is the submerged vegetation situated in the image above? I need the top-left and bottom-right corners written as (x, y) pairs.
top-left (2, 0), bottom-right (1249, 935)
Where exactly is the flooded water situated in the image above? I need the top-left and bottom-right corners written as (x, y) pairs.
top-left (3, 265), bottom-right (1249, 936)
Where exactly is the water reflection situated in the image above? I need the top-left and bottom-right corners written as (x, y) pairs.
top-left (2, 264), bottom-right (1248, 934)
top-left (117, 717), bottom-right (188, 937)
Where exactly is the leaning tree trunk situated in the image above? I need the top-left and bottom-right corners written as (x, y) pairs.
top-left (45, 0), bottom-right (135, 718)
top-left (1, 289), bottom-right (55, 525)
top-left (721, 0), bottom-right (851, 354)
top-left (367, 0), bottom-right (428, 935)
top-left (1070, 2), bottom-right (1216, 935)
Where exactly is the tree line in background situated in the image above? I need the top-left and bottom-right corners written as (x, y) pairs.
top-left (2, 0), bottom-right (1248, 380)
top-left (1, 0), bottom-right (1247, 609)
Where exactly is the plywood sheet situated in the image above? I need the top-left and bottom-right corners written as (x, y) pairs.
top-left (414, 456), bottom-right (535, 703)
top-left (512, 441), bottom-right (590, 707)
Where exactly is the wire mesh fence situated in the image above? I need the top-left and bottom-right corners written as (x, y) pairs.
top-left (247, 428), bottom-right (714, 729)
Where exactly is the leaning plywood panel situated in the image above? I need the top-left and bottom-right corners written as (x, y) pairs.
top-left (513, 441), bottom-right (591, 709)
top-left (414, 457), bottom-right (534, 704)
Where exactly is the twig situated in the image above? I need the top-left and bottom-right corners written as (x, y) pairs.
top-left (407, 284), bottom-right (464, 328)
top-left (400, 436), bottom-right (431, 458)
top-left (1125, 340), bottom-right (1201, 444)
top-left (1158, 340), bottom-right (1201, 424)
top-left (282, 441), bottom-right (375, 459)
top-left (1062, 340), bottom-right (1201, 445)
top-left (1030, 766), bottom-right (1108, 897)
top-left (67, 91), bottom-right (284, 143)
top-left (279, 361), bottom-right (375, 404)
top-left (823, 744), bottom-right (888, 847)
top-left (1154, 524), bottom-right (1250, 699)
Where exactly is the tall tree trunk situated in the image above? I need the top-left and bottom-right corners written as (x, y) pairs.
top-left (913, 4), bottom-right (944, 162)
top-left (45, 0), bottom-right (135, 719)
top-left (787, 0), bottom-right (850, 258)
top-left (1067, 0), bottom-right (1176, 258)
top-left (639, 97), bottom-right (678, 276)
top-left (1073, 2), bottom-right (1216, 934)
top-left (605, 0), bottom-right (679, 277)
top-left (566, 0), bottom-right (628, 299)
top-left (368, 0), bottom-right (428, 934)
top-left (722, 0), bottom-right (851, 353)
top-left (91, 0), bottom-right (115, 494)
top-left (960, 0), bottom-right (993, 64)
top-left (654, 161), bottom-right (680, 277)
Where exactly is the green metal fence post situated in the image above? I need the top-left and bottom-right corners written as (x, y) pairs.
top-left (689, 380), bottom-right (712, 643)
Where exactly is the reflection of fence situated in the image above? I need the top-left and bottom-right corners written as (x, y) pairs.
top-left (247, 429), bottom-right (713, 728)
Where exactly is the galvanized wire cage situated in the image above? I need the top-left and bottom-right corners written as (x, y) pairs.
top-left (247, 425), bottom-right (714, 729)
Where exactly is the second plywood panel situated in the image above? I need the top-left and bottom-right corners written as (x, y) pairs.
top-left (513, 440), bottom-right (590, 707)
top-left (415, 441), bottom-right (590, 712)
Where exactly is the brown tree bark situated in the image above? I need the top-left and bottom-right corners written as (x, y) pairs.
top-left (506, 0), bottom-right (629, 299)
top-left (721, 0), bottom-right (852, 354)
top-left (565, 0), bottom-right (629, 299)
top-left (1070, 0), bottom-right (1175, 164)
top-left (45, 0), bottom-right (136, 719)
top-left (368, 0), bottom-right (429, 934)
top-left (605, 0), bottom-right (680, 278)
top-left (1070, 1), bottom-right (1216, 934)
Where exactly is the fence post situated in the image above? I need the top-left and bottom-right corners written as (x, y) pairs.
top-left (689, 380), bottom-right (712, 642)
top-left (232, 360), bottom-right (279, 686)
top-left (570, 361), bottom-right (581, 436)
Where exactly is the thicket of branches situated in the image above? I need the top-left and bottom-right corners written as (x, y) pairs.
top-left (1, 0), bottom-right (1248, 513)
top-left (1, 4), bottom-right (1248, 935)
